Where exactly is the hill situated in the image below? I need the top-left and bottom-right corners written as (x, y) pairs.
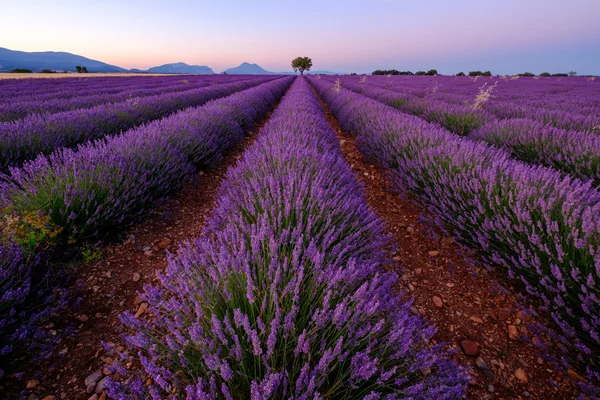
top-left (146, 62), bottom-right (214, 74)
top-left (223, 62), bottom-right (274, 74)
top-left (0, 47), bottom-right (127, 73)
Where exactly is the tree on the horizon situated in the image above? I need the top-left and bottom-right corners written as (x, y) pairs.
top-left (291, 57), bottom-right (312, 75)
top-left (75, 65), bottom-right (82, 73)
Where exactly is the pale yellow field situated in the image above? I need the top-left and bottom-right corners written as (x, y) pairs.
top-left (0, 72), bottom-right (171, 80)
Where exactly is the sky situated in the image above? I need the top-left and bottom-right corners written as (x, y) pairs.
top-left (1, 0), bottom-right (599, 75)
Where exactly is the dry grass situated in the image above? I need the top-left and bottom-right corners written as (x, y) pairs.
top-left (0, 72), bottom-right (171, 80)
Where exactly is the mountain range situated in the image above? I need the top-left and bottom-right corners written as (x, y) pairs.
top-left (0, 47), bottom-right (340, 75)
top-left (133, 62), bottom-right (214, 74)
top-left (0, 47), bottom-right (127, 73)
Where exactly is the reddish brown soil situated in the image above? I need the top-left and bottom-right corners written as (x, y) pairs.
top-left (314, 88), bottom-right (580, 400)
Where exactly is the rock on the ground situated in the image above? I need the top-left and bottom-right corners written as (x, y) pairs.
top-left (460, 340), bottom-right (480, 356)
top-left (132, 272), bottom-right (141, 282)
top-left (432, 296), bottom-right (443, 308)
top-left (514, 368), bottom-right (528, 383)
top-left (95, 376), bottom-right (109, 394)
top-left (470, 316), bottom-right (484, 324)
top-left (158, 237), bottom-right (172, 249)
top-left (135, 302), bottom-right (149, 318)
top-left (42, 396), bottom-right (57, 400)
top-left (508, 324), bottom-right (519, 340)
top-left (475, 357), bottom-right (496, 381)
top-left (428, 250), bottom-right (440, 257)
top-left (26, 379), bottom-right (40, 390)
top-left (567, 369), bottom-right (585, 382)
top-left (84, 370), bottom-right (103, 387)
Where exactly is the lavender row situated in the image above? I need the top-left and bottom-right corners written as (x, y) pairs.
top-left (334, 77), bottom-right (493, 135)
top-left (108, 77), bottom-right (468, 399)
top-left (333, 77), bottom-right (600, 185)
top-left (357, 75), bottom-right (600, 117)
top-left (471, 119), bottom-right (600, 185)
top-left (309, 76), bottom-right (600, 392)
top-left (0, 74), bottom-right (212, 101)
top-left (0, 242), bottom-right (70, 381)
top-left (0, 76), bottom-right (292, 246)
top-left (353, 76), bottom-right (600, 132)
top-left (0, 76), bottom-right (276, 171)
top-left (0, 78), bottom-right (217, 121)
top-left (0, 77), bottom-right (293, 381)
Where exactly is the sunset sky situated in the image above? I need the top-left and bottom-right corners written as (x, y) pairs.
top-left (2, 0), bottom-right (599, 74)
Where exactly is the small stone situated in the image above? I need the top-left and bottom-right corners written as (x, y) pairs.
top-left (42, 396), bottom-right (57, 400)
top-left (488, 384), bottom-right (494, 393)
top-left (86, 384), bottom-right (96, 394)
top-left (392, 256), bottom-right (401, 261)
top-left (143, 251), bottom-right (153, 257)
top-left (508, 325), bottom-right (519, 340)
top-left (88, 395), bottom-right (99, 400)
top-left (432, 296), bottom-right (443, 308)
top-left (428, 250), bottom-right (440, 257)
top-left (406, 226), bottom-right (415, 234)
top-left (26, 379), bottom-right (40, 390)
top-left (537, 357), bottom-right (544, 364)
top-left (446, 282), bottom-right (455, 288)
top-left (132, 272), bottom-right (141, 282)
top-left (441, 237), bottom-right (454, 247)
top-left (84, 370), bottom-right (103, 387)
top-left (79, 314), bottom-right (89, 322)
top-left (134, 295), bottom-right (144, 305)
top-left (415, 268), bottom-right (423, 274)
top-left (476, 357), bottom-right (496, 381)
top-left (135, 302), bottom-right (149, 318)
top-left (460, 340), bottom-right (480, 356)
top-left (158, 238), bottom-right (172, 249)
top-left (142, 246), bottom-right (151, 252)
top-left (567, 369), bottom-right (585, 382)
top-left (95, 377), bottom-right (109, 394)
top-left (514, 368), bottom-right (528, 383)
top-left (470, 316), bottom-right (484, 324)
top-left (58, 347), bottom-right (68, 355)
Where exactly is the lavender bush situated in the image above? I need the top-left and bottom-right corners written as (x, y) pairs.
top-left (0, 77), bottom-right (293, 247)
top-left (471, 118), bottom-right (600, 185)
top-left (0, 241), bottom-right (69, 381)
top-left (0, 76), bottom-right (276, 171)
top-left (110, 78), bottom-right (468, 399)
top-left (309, 76), bottom-right (600, 393)
top-left (0, 77), bottom-right (215, 122)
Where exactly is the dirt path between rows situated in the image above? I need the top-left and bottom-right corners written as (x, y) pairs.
top-left (12, 101), bottom-right (283, 400)
top-left (311, 86), bottom-right (579, 400)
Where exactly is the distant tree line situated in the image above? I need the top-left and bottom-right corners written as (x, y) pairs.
top-left (10, 68), bottom-right (32, 73)
top-left (372, 69), bottom-right (414, 75)
top-left (372, 69), bottom-right (438, 75)
top-left (371, 70), bottom-right (582, 78)
top-left (75, 65), bottom-right (88, 73)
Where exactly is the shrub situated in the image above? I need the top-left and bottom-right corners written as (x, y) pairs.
top-left (10, 69), bottom-right (32, 73)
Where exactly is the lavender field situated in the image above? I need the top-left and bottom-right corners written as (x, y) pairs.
top-left (0, 73), bottom-right (598, 399)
